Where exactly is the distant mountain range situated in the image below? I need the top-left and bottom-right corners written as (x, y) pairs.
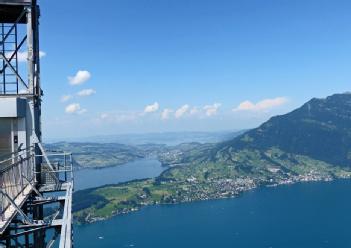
top-left (47, 131), bottom-right (244, 146)
top-left (46, 131), bottom-right (244, 168)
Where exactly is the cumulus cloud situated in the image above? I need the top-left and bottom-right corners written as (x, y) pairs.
top-left (78, 108), bottom-right (87, 114)
top-left (175, 104), bottom-right (190, 119)
top-left (68, 70), bottom-right (91, 85)
top-left (65, 103), bottom-right (87, 114)
top-left (203, 103), bottom-right (221, 116)
top-left (144, 102), bottom-right (159, 113)
top-left (6, 50), bottom-right (46, 62)
top-left (190, 107), bottom-right (200, 115)
top-left (61, 95), bottom-right (72, 102)
top-left (77, 88), bottom-right (96, 97)
top-left (39, 51), bottom-right (47, 59)
top-left (233, 97), bottom-right (288, 112)
top-left (161, 109), bottom-right (173, 120)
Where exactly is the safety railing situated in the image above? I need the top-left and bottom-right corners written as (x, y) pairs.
top-left (0, 147), bottom-right (35, 221)
top-left (0, 148), bottom-right (74, 222)
top-left (35, 151), bottom-right (74, 188)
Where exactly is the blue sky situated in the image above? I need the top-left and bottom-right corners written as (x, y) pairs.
top-left (37, 0), bottom-right (351, 139)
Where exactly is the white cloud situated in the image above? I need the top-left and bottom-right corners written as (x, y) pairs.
top-left (16, 52), bottom-right (27, 62)
top-left (68, 70), bottom-right (91, 85)
top-left (203, 103), bottom-right (221, 116)
top-left (78, 108), bottom-right (87, 114)
top-left (233, 97), bottom-right (288, 112)
top-left (6, 50), bottom-right (46, 62)
top-left (175, 104), bottom-right (190, 119)
top-left (144, 102), bottom-right (159, 113)
top-left (161, 109), bottom-right (173, 120)
top-left (77, 88), bottom-right (96, 97)
top-left (190, 107), bottom-right (200, 115)
top-left (61, 95), bottom-right (72, 102)
top-left (39, 51), bottom-right (47, 59)
top-left (65, 103), bottom-right (87, 114)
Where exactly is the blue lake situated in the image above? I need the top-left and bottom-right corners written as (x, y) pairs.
top-left (75, 180), bottom-right (351, 248)
top-left (74, 159), bottom-right (165, 190)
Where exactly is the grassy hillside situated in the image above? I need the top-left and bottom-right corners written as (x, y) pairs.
top-left (218, 93), bottom-right (351, 167)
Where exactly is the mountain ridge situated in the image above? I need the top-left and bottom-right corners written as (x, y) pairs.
top-left (214, 93), bottom-right (351, 167)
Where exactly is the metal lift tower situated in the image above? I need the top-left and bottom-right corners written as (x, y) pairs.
top-left (0, 0), bottom-right (73, 247)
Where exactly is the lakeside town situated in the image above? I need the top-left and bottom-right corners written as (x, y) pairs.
top-left (76, 162), bottom-right (351, 224)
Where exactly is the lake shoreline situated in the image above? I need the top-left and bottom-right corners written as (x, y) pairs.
top-left (76, 175), bottom-right (350, 225)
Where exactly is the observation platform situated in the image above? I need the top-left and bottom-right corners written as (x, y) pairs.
top-left (0, 149), bottom-right (74, 247)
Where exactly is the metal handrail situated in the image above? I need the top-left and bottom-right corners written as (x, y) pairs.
top-left (35, 152), bottom-right (74, 187)
top-left (0, 147), bottom-right (35, 220)
top-left (0, 148), bottom-right (74, 221)
top-left (0, 146), bottom-right (33, 168)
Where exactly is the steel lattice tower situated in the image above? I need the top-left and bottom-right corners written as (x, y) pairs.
top-left (0, 1), bottom-right (74, 247)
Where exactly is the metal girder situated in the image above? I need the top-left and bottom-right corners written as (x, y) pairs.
top-left (10, 220), bottom-right (62, 231)
top-left (35, 136), bottom-right (60, 184)
top-left (31, 196), bottom-right (65, 206)
top-left (0, 52), bottom-right (28, 88)
top-left (0, 190), bottom-right (32, 225)
top-left (22, 174), bottom-right (43, 198)
top-left (7, 224), bottom-right (55, 239)
top-left (0, 34), bottom-right (27, 74)
top-left (58, 183), bottom-right (73, 248)
top-left (46, 230), bottom-right (60, 248)
top-left (0, 9), bottom-right (26, 43)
